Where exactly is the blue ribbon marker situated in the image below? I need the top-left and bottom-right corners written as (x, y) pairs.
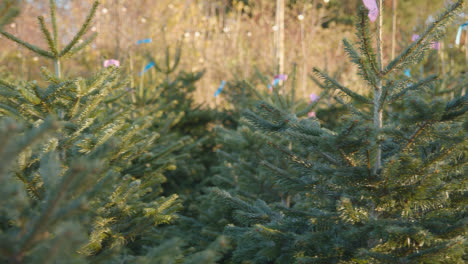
top-left (140, 61), bottom-right (155, 76)
top-left (273, 78), bottom-right (280, 86)
top-left (214, 80), bottom-right (226, 97)
top-left (404, 68), bottom-right (411, 77)
top-left (455, 22), bottom-right (468, 46)
top-left (137, 38), bottom-right (152, 45)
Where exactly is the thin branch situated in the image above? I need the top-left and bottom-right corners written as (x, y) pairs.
top-left (403, 121), bottom-right (431, 151)
top-left (0, 30), bottom-right (54, 59)
top-left (358, 9), bottom-right (380, 75)
top-left (49, 0), bottom-right (58, 46)
top-left (313, 68), bottom-right (372, 104)
top-left (59, 1), bottom-right (99, 57)
top-left (38, 16), bottom-right (58, 56)
top-left (383, 1), bottom-right (464, 75)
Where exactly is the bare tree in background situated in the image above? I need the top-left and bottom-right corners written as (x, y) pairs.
top-left (275, 0), bottom-right (284, 76)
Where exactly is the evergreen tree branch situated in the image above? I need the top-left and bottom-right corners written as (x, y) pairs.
top-left (63, 32), bottom-right (98, 59)
top-left (0, 88), bottom-right (18, 99)
top-left (0, 118), bottom-right (57, 177)
top-left (18, 166), bottom-right (80, 254)
top-left (403, 121), bottom-right (431, 151)
top-left (18, 83), bottom-right (41, 105)
top-left (0, 0), bottom-right (19, 28)
top-left (389, 75), bottom-right (438, 102)
top-left (343, 38), bottom-right (378, 90)
top-left (59, 1), bottom-right (99, 57)
top-left (49, 0), bottom-right (58, 46)
top-left (406, 238), bottom-right (464, 261)
top-left (0, 30), bottom-right (54, 59)
top-left (267, 141), bottom-right (318, 168)
top-left (40, 67), bottom-right (61, 84)
top-left (42, 81), bottom-right (74, 101)
top-left (38, 16), bottom-right (58, 57)
top-left (0, 103), bottom-right (23, 120)
top-left (15, 172), bottom-right (43, 200)
top-left (261, 159), bottom-right (307, 188)
top-left (441, 94), bottom-right (468, 121)
top-left (357, 8), bottom-right (379, 76)
top-left (339, 149), bottom-right (356, 167)
top-left (244, 80), bottom-right (267, 101)
top-left (383, 0), bottom-right (464, 76)
top-left (313, 68), bottom-right (372, 104)
top-left (412, 146), bottom-right (456, 182)
top-left (333, 95), bottom-right (371, 120)
top-left (0, 79), bottom-right (15, 90)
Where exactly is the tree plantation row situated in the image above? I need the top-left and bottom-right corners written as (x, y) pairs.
top-left (0, 1), bottom-right (466, 263)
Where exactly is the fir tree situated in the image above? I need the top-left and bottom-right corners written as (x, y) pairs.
top-left (132, 43), bottom-right (234, 262)
top-left (134, 44), bottom-right (216, 196)
top-left (0, 0), bottom-right (99, 78)
top-left (211, 1), bottom-right (467, 263)
top-left (0, 1), bottom-right (199, 262)
top-left (0, 1), bottom-right (232, 263)
top-left (194, 67), bottom-right (324, 262)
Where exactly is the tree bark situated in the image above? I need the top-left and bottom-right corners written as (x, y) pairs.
top-left (391, 0), bottom-right (398, 60)
top-left (275, 0), bottom-right (285, 77)
top-left (374, 0), bottom-right (384, 175)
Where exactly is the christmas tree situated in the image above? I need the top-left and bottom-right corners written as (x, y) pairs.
top-left (0, 1), bottom-right (218, 262)
top-left (1, 0), bottom-right (467, 263)
top-left (124, 42), bottom-right (232, 261)
top-left (211, 1), bottom-right (467, 263)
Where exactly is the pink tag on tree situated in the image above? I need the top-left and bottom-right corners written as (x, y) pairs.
top-left (104, 59), bottom-right (120, 67)
top-left (309, 93), bottom-right (320, 103)
top-left (308, 111), bottom-right (316, 118)
top-left (274, 74), bottom-right (288, 81)
top-left (431, 42), bottom-right (440, 50)
top-left (363, 0), bottom-right (378, 22)
top-left (268, 74), bottom-right (287, 92)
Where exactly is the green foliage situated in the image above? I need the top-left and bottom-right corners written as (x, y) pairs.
top-left (0, 1), bottom-right (221, 263)
top-left (131, 44), bottom-right (220, 197)
top-left (0, 0), bottom-right (99, 77)
top-left (0, 118), bottom-right (93, 263)
top-left (207, 1), bottom-right (468, 263)
top-left (1, 0), bottom-right (467, 263)
top-left (0, 64), bottom-right (189, 262)
top-left (129, 44), bottom-right (236, 261)
top-left (189, 68), bottom-right (331, 260)
top-left (0, 0), bottom-right (19, 28)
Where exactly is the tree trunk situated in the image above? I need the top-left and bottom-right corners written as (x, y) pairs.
top-left (275, 0), bottom-right (285, 77)
top-left (114, 0), bottom-right (120, 60)
top-left (391, 0), bottom-right (398, 60)
top-left (374, 0), bottom-right (384, 175)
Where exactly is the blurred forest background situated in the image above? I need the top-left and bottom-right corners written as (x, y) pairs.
top-left (0, 0), bottom-right (467, 105)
